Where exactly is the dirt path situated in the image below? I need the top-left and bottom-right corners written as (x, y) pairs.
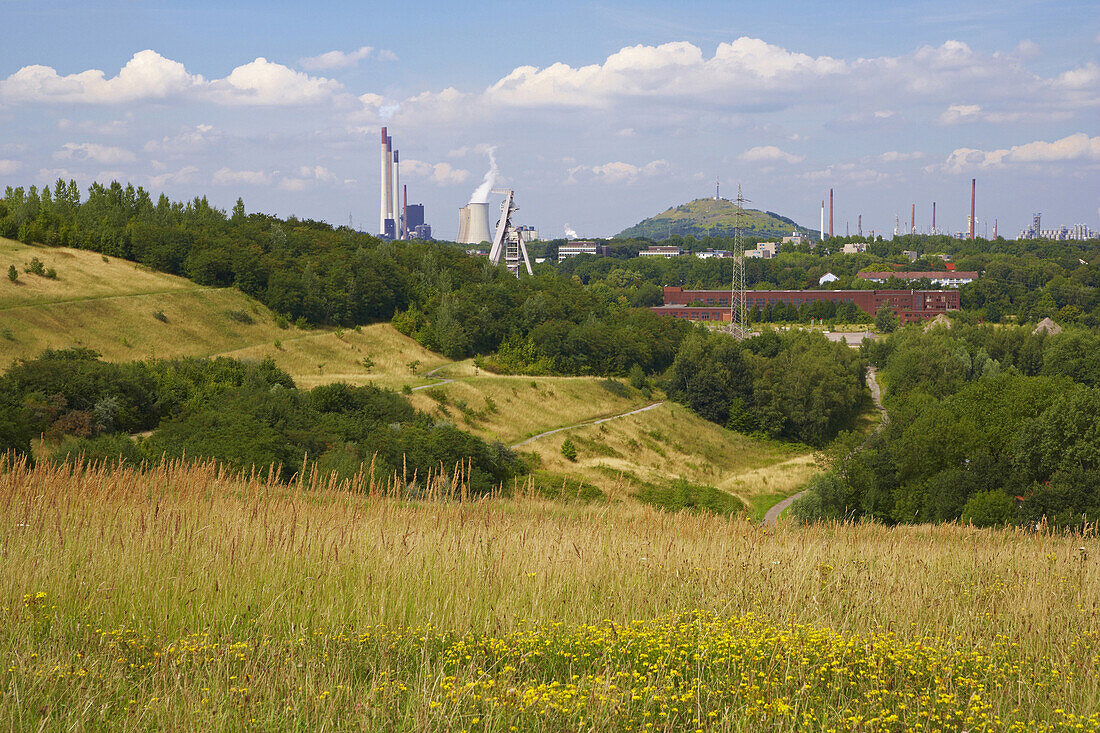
top-left (761, 366), bottom-right (885, 525)
top-left (509, 402), bottom-right (665, 449)
top-left (409, 364), bottom-right (454, 391)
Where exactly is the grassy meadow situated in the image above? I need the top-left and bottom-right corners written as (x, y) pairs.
top-left (2, 458), bottom-right (1099, 730)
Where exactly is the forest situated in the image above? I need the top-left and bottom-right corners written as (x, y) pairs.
top-left (0, 349), bottom-right (522, 495)
top-left (792, 323), bottom-right (1100, 527)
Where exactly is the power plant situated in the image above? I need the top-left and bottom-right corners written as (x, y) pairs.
top-left (378, 127), bottom-right (431, 240)
top-left (457, 202), bottom-right (492, 244)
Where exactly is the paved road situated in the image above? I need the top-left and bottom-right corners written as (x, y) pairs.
top-left (761, 366), bottom-right (885, 525)
top-left (509, 402), bottom-right (665, 449)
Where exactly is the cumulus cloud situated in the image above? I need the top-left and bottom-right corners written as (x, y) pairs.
top-left (144, 124), bottom-right (216, 154)
top-left (53, 142), bottom-right (136, 164)
top-left (739, 145), bottom-right (803, 164)
top-left (943, 132), bottom-right (1100, 173)
top-left (0, 51), bottom-right (346, 107)
top-left (212, 167), bottom-right (271, 186)
top-left (403, 159), bottom-right (470, 186)
top-left (0, 159), bottom-right (22, 175)
top-left (147, 165), bottom-right (199, 188)
top-left (878, 151), bottom-right (924, 162)
top-left (568, 159), bottom-right (669, 184)
top-left (0, 50), bottom-right (201, 104)
top-left (938, 104), bottom-right (982, 124)
top-left (299, 46), bottom-right (374, 71)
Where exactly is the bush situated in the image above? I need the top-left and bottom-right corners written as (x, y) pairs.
top-left (599, 378), bottom-right (629, 397)
top-left (7, 265), bottom-right (17, 283)
top-left (633, 478), bottom-right (745, 517)
top-left (152, 310), bottom-right (168, 323)
top-left (960, 490), bottom-right (1017, 527)
top-left (225, 310), bottom-right (255, 325)
top-left (561, 438), bottom-right (577, 462)
top-left (24, 257), bottom-right (45, 276)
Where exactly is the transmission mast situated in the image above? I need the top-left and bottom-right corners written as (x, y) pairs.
top-left (730, 184), bottom-right (750, 339)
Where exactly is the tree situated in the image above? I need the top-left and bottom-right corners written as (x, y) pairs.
top-left (561, 438), bottom-right (577, 462)
top-left (960, 491), bottom-right (1016, 527)
top-left (7, 265), bottom-right (17, 283)
top-left (875, 306), bottom-right (899, 333)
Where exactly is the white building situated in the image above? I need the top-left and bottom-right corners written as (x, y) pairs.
top-left (744, 242), bottom-right (779, 259)
top-left (841, 242), bottom-right (868, 254)
top-left (558, 241), bottom-right (609, 262)
top-left (695, 249), bottom-right (734, 259)
top-left (638, 245), bottom-right (684, 258)
top-left (819, 272), bottom-right (839, 285)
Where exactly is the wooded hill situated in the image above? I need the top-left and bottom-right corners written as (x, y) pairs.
top-left (615, 197), bottom-right (817, 241)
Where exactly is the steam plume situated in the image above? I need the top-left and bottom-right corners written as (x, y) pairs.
top-left (469, 147), bottom-right (498, 204)
top-left (564, 224), bottom-right (577, 240)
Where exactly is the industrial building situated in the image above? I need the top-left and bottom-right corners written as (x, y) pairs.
top-left (639, 245), bottom-right (684, 258)
top-left (857, 270), bottom-right (978, 287)
top-left (654, 286), bottom-right (959, 325)
top-left (558, 241), bottom-right (609, 262)
top-left (1018, 213), bottom-right (1097, 241)
top-left (458, 202), bottom-right (492, 244)
top-left (378, 128), bottom-right (430, 239)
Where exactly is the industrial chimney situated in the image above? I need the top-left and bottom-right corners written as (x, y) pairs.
top-left (911, 204), bottom-right (915, 235)
top-left (969, 179), bottom-right (976, 240)
top-left (379, 128), bottom-right (389, 235)
top-left (829, 188), bottom-right (834, 239)
top-left (393, 149), bottom-right (401, 238)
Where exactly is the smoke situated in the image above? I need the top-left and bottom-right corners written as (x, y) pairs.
top-left (563, 224), bottom-right (577, 240)
top-left (468, 147), bottom-right (498, 204)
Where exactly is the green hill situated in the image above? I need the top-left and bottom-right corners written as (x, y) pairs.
top-left (615, 198), bottom-right (817, 241)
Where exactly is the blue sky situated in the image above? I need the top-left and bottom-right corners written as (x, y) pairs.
top-left (0, 0), bottom-right (1097, 239)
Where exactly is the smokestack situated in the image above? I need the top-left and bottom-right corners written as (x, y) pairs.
top-left (858, 214), bottom-right (862, 237)
top-left (379, 127), bottom-right (389, 235)
top-left (911, 204), bottom-right (915, 235)
top-left (970, 178), bottom-right (976, 240)
top-left (393, 149), bottom-right (401, 237)
top-left (993, 218), bottom-right (998, 239)
top-left (932, 202), bottom-right (936, 234)
top-left (829, 188), bottom-right (834, 238)
top-left (403, 185), bottom-right (408, 240)
top-left (820, 201), bottom-right (825, 243)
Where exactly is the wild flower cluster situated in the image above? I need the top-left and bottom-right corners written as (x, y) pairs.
top-left (6, 596), bottom-right (1100, 731)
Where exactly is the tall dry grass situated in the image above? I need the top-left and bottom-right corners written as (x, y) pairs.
top-left (3, 458), bottom-right (1099, 728)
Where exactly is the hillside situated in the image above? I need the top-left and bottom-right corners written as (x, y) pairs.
top-left (0, 237), bottom-right (443, 388)
top-left (0, 236), bottom-right (815, 515)
top-left (615, 197), bottom-right (817, 241)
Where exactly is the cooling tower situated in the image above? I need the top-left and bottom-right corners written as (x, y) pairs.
top-left (459, 202), bottom-right (491, 244)
top-left (458, 206), bottom-right (471, 244)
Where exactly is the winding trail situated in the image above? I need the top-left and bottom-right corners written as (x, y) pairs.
top-left (761, 366), bottom-right (885, 525)
top-left (409, 364), bottom-right (454, 391)
top-left (509, 402), bottom-right (665, 449)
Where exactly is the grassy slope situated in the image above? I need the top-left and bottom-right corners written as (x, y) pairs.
top-left (0, 237), bottom-right (816, 513)
top-left (3, 461), bottom-right (1098, 729)
top-left (615, 197), bottom-right (815, 240)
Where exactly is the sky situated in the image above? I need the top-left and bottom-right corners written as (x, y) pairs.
top-left (0, 0), bottom-right (1097, 240)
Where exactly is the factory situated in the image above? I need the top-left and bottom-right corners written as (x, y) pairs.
top-left (654, 286), bottom-right (959, 325)
top-left (378, 127), bottom-right (431, 240)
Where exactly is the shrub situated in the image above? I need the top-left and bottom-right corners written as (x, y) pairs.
top-left (599, 378), bottom-right (629, 397)
top-left (225, 310), bottom-right (255, 325)
top-left (152, 310), bottom-right (168, 323)
top-left (275, 314), bottom-right (289, 329)
top-left (961, 491), bottom-right (1017, 527)
top-left (25, 257), bottom-right (45, 276)
top-left (633, 478), bottom-right (745, 517)
top-left (561, 438), bottom-right (577, 462)
top-left (629, 364), bottom-right (647, 390)
top-left (7, 265), bottom-right (17, 283)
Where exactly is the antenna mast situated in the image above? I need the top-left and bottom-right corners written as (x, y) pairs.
top-left (730, 184), bottom-right (750, 339)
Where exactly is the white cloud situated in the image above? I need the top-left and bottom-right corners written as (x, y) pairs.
top-left (147, 165), bottom-right (199, 188)
top-left (207, 58), bottom-right (345, 106)
top-left (299, 46), bottom-right (374, 71)
top-left (1013, 39), bottom-right (1040, 59)
top-left (568, 159), bottom-right (669, 184)
top-left (0, 50), bottom-right (201, 104)
top-left (53, 142), bottom-right (136, 164)
top-left (0, 51), bottom-right (345, 107)
top-left (943, 132), bottom-right (1100, 173)
top-left (739, 145), bottom-right (803, 164)
top-left (938, 104), bottom-right (982, 124)
top-left (879, 151), bottom-right (924, 162)
top-left (144, 124), bottom-right (216, 154)
top-left (212, 167), bottom-right (271, 186)
top-left (0, 159), bottom-right (21, 175)
top-left (403, 159), bottom-right (470, 186)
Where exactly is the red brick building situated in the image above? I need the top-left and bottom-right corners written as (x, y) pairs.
top-left (653, 286), bottom-right (959, 325)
